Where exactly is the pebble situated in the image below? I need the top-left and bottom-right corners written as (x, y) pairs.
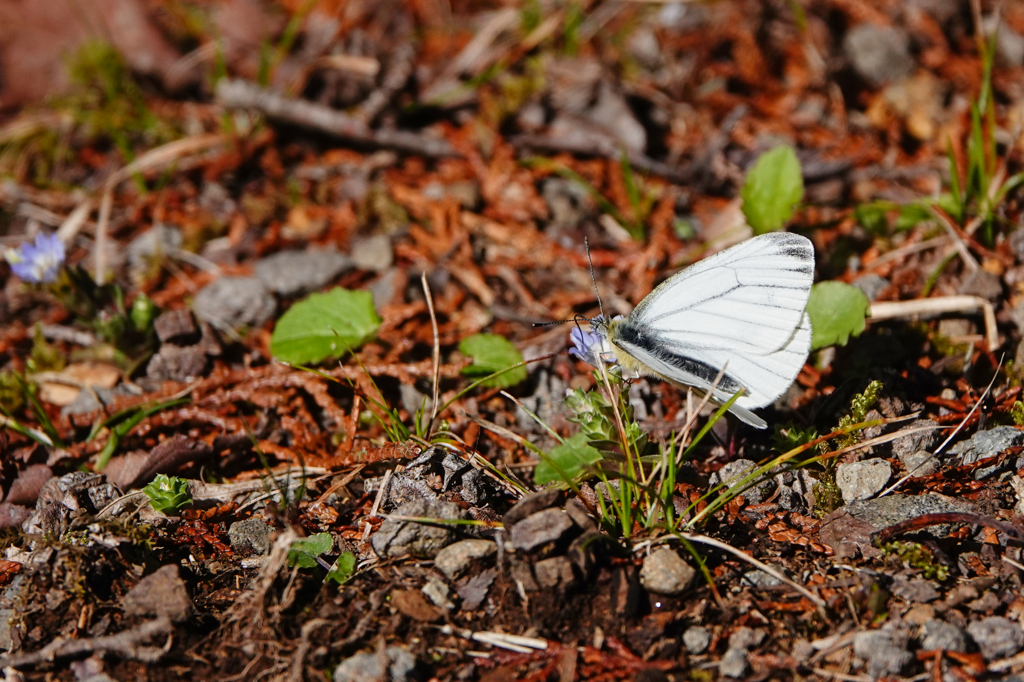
top-left (891, 420), bottom-right (942, 460)
top-left (504, 489), bottom-right (563, 528)
top-left (836, 459), bottom-right (891, 502)
top-left (432, 539), bottom-right (496, 580)
top-left (920, 619), bottom-right (968, 652)
top-left (153, 309), bottom-right (200, 344)
top-left (333, 646), bottom-right (417, 682)
top-left (843, 25), bottom-right (915, 86)
top-left (253, 248), bottom-right (352, 297)
top-left (967, 616), bottom-right (1024, 660)
top-left (718, 647), bottom-right (748, 678)
top-left (371, 498), bottom-right (462, 559)
top-left (899, 449), bottom-right (938, 477)
top-left (852, 273), bottom-right (889, 302)
top-left (958, 269), bottom-right (1002, 302)
top-left (146, 344), bottom-right (208, 382)
top-left (228, 516), bottom-right (272, 555)
top-left (709, 459), bottom-right (771, 504)
top-left (193, 276), bottom-right (276, 330)
top-left (534, 556), bottom-right (576, 591)
top-left (740, 570), bottom-right (783, 589)
top-left (123, 565), bottom-right (193, 623)
top-left (950, 427), bottom-right (1024, 466)
top-left (351, 234), bottom-right (394, 272)
top-left (509, 509), bottom-right (574, 553)
top-left (127, 224), bottom-right (182, 272)
top-left (639, 548), bottom-right (696, 596)
top-left (682, 626), bottom-right (710, 654)
top-left (852, 630), bottom-right (913, 678)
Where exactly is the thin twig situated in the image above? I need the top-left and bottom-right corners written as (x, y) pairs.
top-left (869, 296), bottom-right (998, 350)
top-left (422, 273), bottom-right (441, 433)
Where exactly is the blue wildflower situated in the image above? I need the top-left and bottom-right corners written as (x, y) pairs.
top-left (4, 233), bottom-right (65, 284)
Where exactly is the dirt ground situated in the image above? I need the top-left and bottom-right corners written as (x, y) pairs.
top-left (3, 0), bottom-right (1024, 680)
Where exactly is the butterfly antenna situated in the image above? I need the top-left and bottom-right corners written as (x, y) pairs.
top-left (584, 237), bottom-right (606, 319)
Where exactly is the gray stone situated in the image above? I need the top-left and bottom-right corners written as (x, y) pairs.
top-left (852, 273), bottom-right (889, 302)
top-left (371, 498), bottom-right (462, 559)
top-left (958, 269), bottom-right (1002, 302)
top-left (920, 619), bottom-right (968, 652)
top-left (639, 548), bottom-right (696, 596)
top-left (891, 420), bottom-right (942, 460)
top-left (433, 539), bottom-right (496, 580)
top-left (1014, 300), bottom-right (1024, 333)
top-left (351, 234), bottom-right (393, 272)
top-left (534, 556), bottom-right (576, 590)
top-left (729, 627), bottom-right (765, 650)
top-left (719, 647), bottom-right (748, 678)
top-left (333, 646), bottom-right (417, 682)
top-left (709, 459), bottom-right (771, 504)
top-left (837, 459), bottom-right (891, 502)
top-left (504, 489), bottom-right (563, 528)
top-left (509, 509), bottom-right (574, 553)
top-left (127, 224), bottom-right (182, 271)
top-left (996, 22), bottom-right (1024, 66)
top-left (950, 427), bottom-right (1024, 465)
top-left (254, 248), bottom-right (352, 297)
top-left (154, 309), bottom-right (199, 344)
top-left (740, 570), bottom-right (783, 589)
top-left (967, 616), bottom-right (1024, 660)
top-left (369, 268), bottom-right (402, 308)
top-left (899, 449), bottom-right (938, 477)
top-left (146, 344), bottom-right (208, 382)
top-left (682, 626), bottom-right (710, 654)
top-left (123, 565), bottom-right (193, 623)
top-left (844, 25), bottom-right (915, 87)
top-left (193, 276), bottom-right (276, 330)
top-left (228, 516), bottom-right (272, 555)
top-left (852, 630), bottom-right (913, 678)
top-left (587, 81), bottom-right (647, 153)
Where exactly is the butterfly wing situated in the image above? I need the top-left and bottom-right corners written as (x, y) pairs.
top-left (609, 232), bottom-right (814, 428)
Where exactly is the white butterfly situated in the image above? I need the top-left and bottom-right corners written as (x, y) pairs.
top-left (570, 232), bottom-right (815, 429)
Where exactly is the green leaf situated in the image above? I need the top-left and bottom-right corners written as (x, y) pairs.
top-left (270, 288), bottom-right (381, 365)
top-left (534, 432), bottom-right (602, 485)
top-left (325, 551), bottom-right (357, 585)
top-left (287, 532), bottom-right (334, 569)
top-left (807, 281), bottom-right (870, 350)
top-left (459, 334), bottom-right (527, 388)
top-left (741, 146), bottom-right (804, 235)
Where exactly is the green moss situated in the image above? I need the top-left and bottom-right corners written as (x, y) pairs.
top-left (26, 326), bottom-right (65, 374)
top-left (880, 540), bottom-right (949, 581)
top-left (0, 370), bottom-right (25, 414)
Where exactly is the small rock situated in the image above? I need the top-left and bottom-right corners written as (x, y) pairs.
top-left (994, 22), bottom-right (1024, 66)
top-left (333, 646), bottom-right (417, 682)
top-left (153, 309), bottom-right (199, 344)
top-left (852, 273), bottom-right (889, 302)
top-left (371, 498), bottom-right (462, 559)
top-left (891, 576), bottom-right (939, 603)
top-left (958, 270), bottom-right (1002, 302)
top-left (253, 248), bottom-right (352, 297)
top-left (503, 489), bottom-right (563, 528)
top-left (421, 577), bottom-right (454, 610)
top-left (433, 539), bottom-right (496, 580)
top-left (740, 570), bottom-right (783, 589)
top-left (852, 630), bottom-right (913, 678)
top-left (193, 276), bottom-right (276, 330)
top-left (844, 24), bottom-right (915, 87)
top-left (968, 590), bottom-right (1002, 613)
top-left (899, 449), bottom-right (938, 477)
top-left (626, 27), bottom-right (661, 70)
top-left (891, 420), bottom-right (942, 460)
top-left (639, 548), bottom-right (696, 596)
top-left (967, 616), bottom-right (1024, 660)
top-left (587, 81), bottom-right (646, 153)
top-left (228, 516), bottom-right (272, 555)
top-left (836, 459), bottom-right (891, 502)
top-left (369, 268), bottom-right (402, 308)
top-left (146, 344), bottom-right (208, 382)
top-left (719, 647), bottom-right (749, 678)
top-left (509, 509), bottom-right (574, 553)
top-left (950, 426), bottom-right (1024, 465)
top-left (351, 234), bottom-right (393, 272)
top-left (534, 556), bottom-right (576, 590)
top-left (709, 459), bottom-right (771, 504)
top-left (127, 224), bottom-right (182, 272)
top-left (682, 626), bottom-right (710, 654)
top-left (729, 627), bottom-right (765, 650)
top-left (123, 565), bottom-right (193, 623)
top-left (1013, 300), bottom-right (1024, 333)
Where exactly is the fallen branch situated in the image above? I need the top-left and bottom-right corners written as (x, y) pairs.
top-left (869, 295), bottom-right (998, 350)
top-left (216, 80), bottom-right (457, 159)
top-left (2, 617), bottom-right (172, 669)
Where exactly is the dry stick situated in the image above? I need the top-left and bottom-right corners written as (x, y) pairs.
top-left (215, 79), bottom-right (457, 159)
top-left (868, 296), bottom-right (998, 350)
top-left (422, 273), bottom-right (442, 432)
top-left (931, 208), bottom-right (981, 272)
top-left (865, 235), bottom-right (949, 269)
top-left (1, 616), bottom-right (172, 668)
top-left (285, 619), bottom-right (331, 682)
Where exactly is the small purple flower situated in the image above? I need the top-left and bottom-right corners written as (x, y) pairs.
top-left (569, 322), bottom-right (605, 367)
top-left (4, 233), bottom-right (65, 283)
